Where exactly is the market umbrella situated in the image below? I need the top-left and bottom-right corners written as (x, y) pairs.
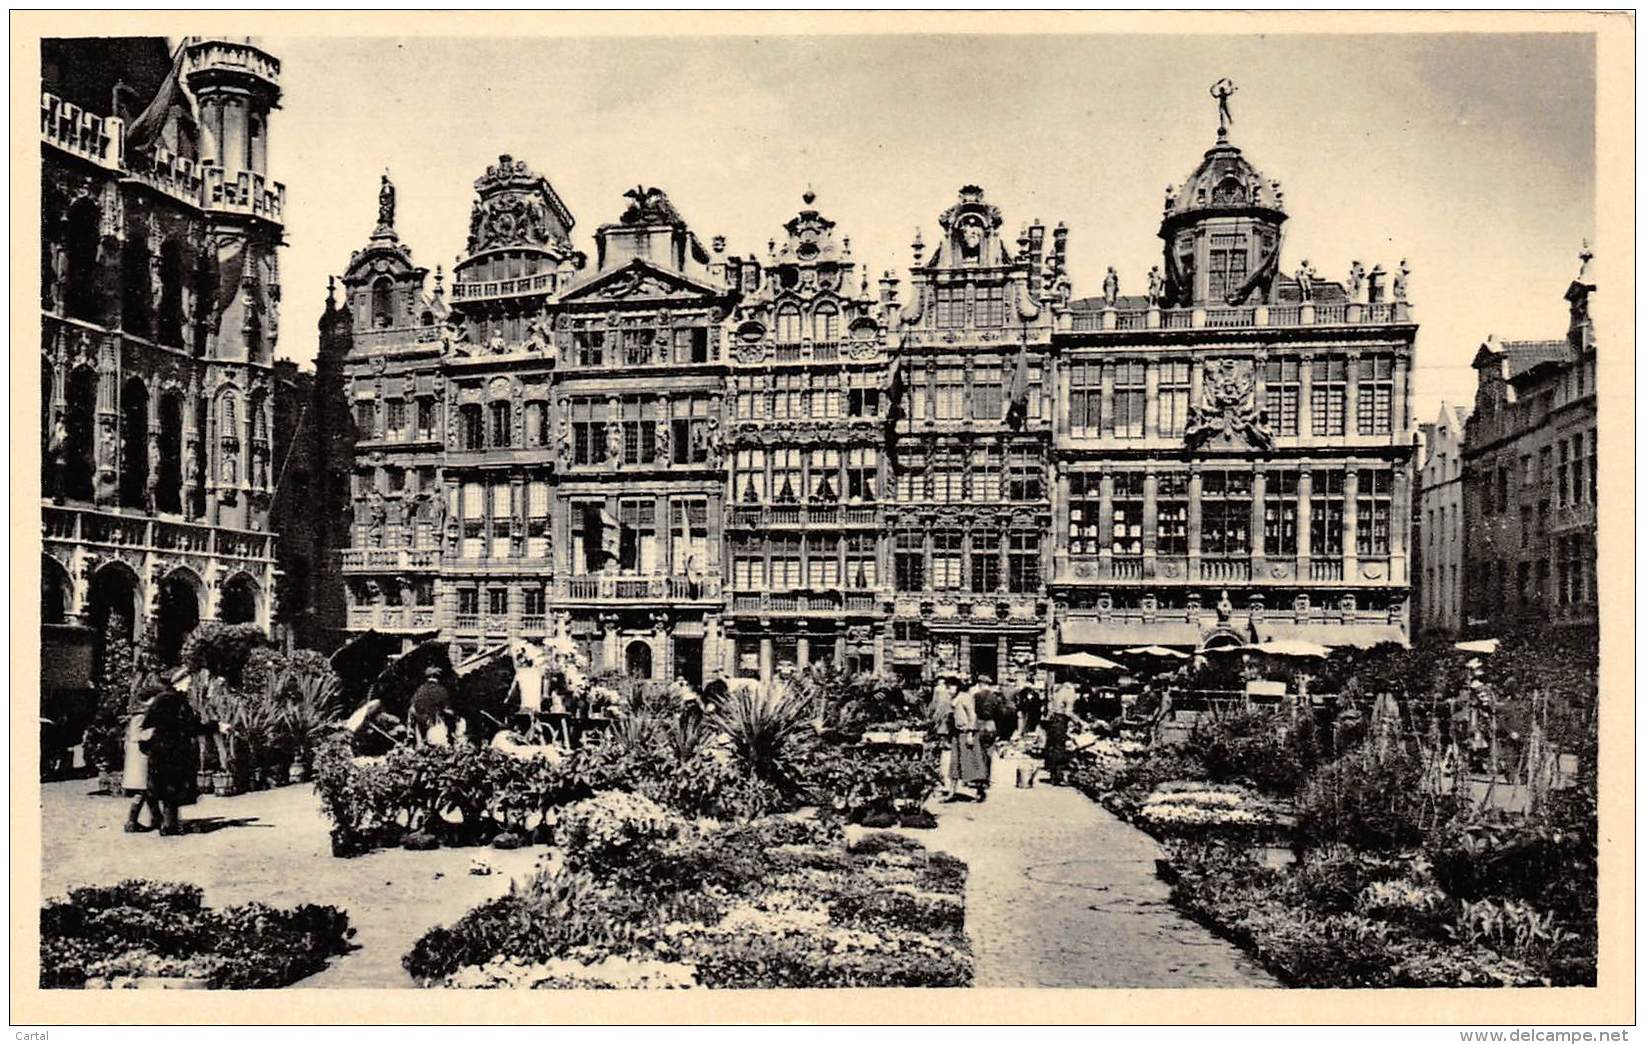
top-left (1120, 645), bottom-right (1191, 659)
top-left (1039, 651), bottom-right (1126, 671)
top-left (1246, 639), bottom-right (1333, 659)
top-left (1454, 638), bottom-right (1501, 655)
top-left (328, 630), bottom-right (403, 702)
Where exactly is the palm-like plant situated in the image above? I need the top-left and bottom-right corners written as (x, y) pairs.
top-left (705, 679), bottom-right (820, 797)
top-left (283, 668), bottom-right (345, 770)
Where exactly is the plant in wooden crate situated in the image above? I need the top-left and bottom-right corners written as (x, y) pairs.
top-left (282, 667), bottom-right (345, 783)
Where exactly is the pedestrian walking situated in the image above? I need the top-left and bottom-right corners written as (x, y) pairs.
top-left (952, 684), bottom-right (991, 802)
top-left (930, 676), bottom-right (957, 800)
top-left (139, 668), bottom-right (229, 836)
top-left (121, 673), bottom-right (168, 832)
top-left (1043, 680), bottom-right (1077, 785)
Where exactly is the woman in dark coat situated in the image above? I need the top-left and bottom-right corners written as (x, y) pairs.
top-left (140, 670), bottom-right (225, 836)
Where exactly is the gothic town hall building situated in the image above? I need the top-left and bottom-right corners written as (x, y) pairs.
top-left (320, 91), bottom-right (1417, 688)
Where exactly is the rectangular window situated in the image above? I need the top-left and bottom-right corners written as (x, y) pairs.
top-left (670, 499), bottom-right (709, 576)
top-left (1156, 361), bottom-right (1191, 438)
top-left (354, 400), bottom-right (378, 439)
top-left (931, 449), bottom-right (964, 503)
top-left (847, 385), bottom-right (880, 419)
top-left (527, 480), bottom-right (550, 558)
top-left (970, 528), bottom-right (1001, 594)
top-left (846, 534), bottom-right (878, 589)
top-left (809, 448), bottom-right (841, 501)
top-left (490, 401), bottom-right (512, 448)
top-left (457, 404), bottom-right (482, 451)
top-left (622, 326), bottom-right (652, 366)
top-left (1264, 359), bottom-right (1300, 437)
top-left (416, 398), bottom-right (436, 440)
top-left (970, 447), bottom-right (1000, 502)
top-left (1570, 433), bottom-right (1585, 504)
top-left (1111, 472), bottom-right (1144, 555)
top-left (1157, 472), bottom-right (1189, 556)
top-left (1068, 360), bottom-right (1101, 435)
top-left (771, 448), bottom-right (802, 503)
top-left (1208, 234), bottom-right (1248, 303)
top-left (1587, 430), bottom-right (1597, 505)
top-left (973, 362), bottom-right (1003, 422)
top-left (1068, 471), bottom-right (1100, 555)
top-left (734, 448), bottom-right (766, 504)
top-left (1355, 468), bottom-right (1392, 557)
top-left (1264, 469), bottom-right (1300, 556)
top-left (1008, 532), bottom-right (1041, 593)
top-left (931, 529), bottom-right (962, 590)
top-left (1200, 469), bottom-right (1252, 556)
top-left (621, 419), bottom-right (656, 466)
top-left (1112, 362), bottom-right (1145, 438)
top-left (488, 587), bottom-right (509, 617)
top-left (846, 447), bottom-right (878, 503)
top-left (490, 484), bottom-right (513, 559)
top-left (523, 587), bottom-right (545, 616)
top-left (1007, 448), bottom-right (1042, 501)
top-left (733, 549), bottom-right (766, 591)
top-left (385, 398), bottom-right (407, 439)
top-left (895, 449), bottom-right (927, 503)
top-left (618, 499), bottom-right (657, 574)
top-left (768, 536), bottom-right (802, 590)
top-left (1311, 357), bottom-right (1346, 436)
top-left (569, 399), bottom-right (606, 466)
top-left (460, 481), bottom-right (485, 559)
top-left (935, 368), bottom-right (965, 421)
top-left (457, 589), bottom-right (480, 616)
top-left (1356, 356), bottom-right (1394, 435)
top-left (807, 535), bottom-right (840, 589)
top-left (894, 529), bottom-right (925, 591)
top-left (575, 325), bottom-right (605, 367)
top-left (1310, 470), bottom-right (1345, 556)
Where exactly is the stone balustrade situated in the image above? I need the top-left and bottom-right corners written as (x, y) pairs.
top-left (1065, 300), bottom-right (1409, 334)
top-left (44, 503), bottom-right (275, 563)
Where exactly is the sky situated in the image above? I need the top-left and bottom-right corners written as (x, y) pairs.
top-left (266, 32), bottom-right (1595, 425)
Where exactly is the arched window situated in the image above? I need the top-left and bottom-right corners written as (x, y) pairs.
top-left (812, 303), bottom-right (839, 344)
top-left (371, 277), bottom-right (394, 329)
top-left (119, 377), bottom-right (149, 508)
top-left (64, 198), bottom-right (102, 322)
top-left (156, 240), bottom-right (185, 346)
top-left (121, 235), bottom-right (153, 336)
top-left (775, 305), bottom-right (802, 344)
top-left (156, 392), bottom-right (184, 514)
top-left (63, 367), bottom-right (98, 501)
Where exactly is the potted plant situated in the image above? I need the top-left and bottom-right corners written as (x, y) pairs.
top-left (281, 667), bottom-right (343, 784)
top-left (87, 616), bottom-right (137, 794)
top-left (231, 684), bottom-right (282, 792)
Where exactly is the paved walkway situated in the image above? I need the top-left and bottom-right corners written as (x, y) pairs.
top-left (40, 779), bottom-right (543, 987)
top-left (905, 756), bottom-right (1278, 988)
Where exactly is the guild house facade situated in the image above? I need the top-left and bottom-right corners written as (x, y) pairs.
top-left (323, 82), bottom-right (1419, 683)
top-left (40, 37), bottom-right (301, 663)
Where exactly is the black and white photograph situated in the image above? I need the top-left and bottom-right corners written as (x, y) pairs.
top-left (15, 9), bottom-right (1633, 1028)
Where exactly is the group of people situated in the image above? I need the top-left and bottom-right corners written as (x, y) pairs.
top-left (927, 676), bottom-right (1014, 802)
top-left (122, 664), bottom-right (233, 836)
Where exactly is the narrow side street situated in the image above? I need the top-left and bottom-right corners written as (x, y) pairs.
top-left (904, 757), bottom-right (1278, 989)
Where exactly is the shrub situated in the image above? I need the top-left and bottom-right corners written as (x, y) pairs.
top-left (179, 623), bottom-right (272, 688)
top-left (85, 615), bottom-right (137, 772)
top-left (805, 745), bottom-right (940, 822)
top-left (1184, 707), bottom-right (1313, 797)
top-left (1296, 744), bottom-right (1460, 852)
top-left (1291, 845), bottom-right (1404, 913)
top-left (555, 791), bottom-right (684, 875)
top-left (41, 879), bottom-right (351, 989)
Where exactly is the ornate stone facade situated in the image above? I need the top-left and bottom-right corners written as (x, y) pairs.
top-left (40, 37), bottom-right (292, 660)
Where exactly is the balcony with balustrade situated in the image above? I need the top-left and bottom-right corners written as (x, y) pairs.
top-left (44, 503), bottom-right (276, 566)
top-left (346, 603), bottom-right (439, 634)
top-left (1054, 552), bottom-right (1397, 587)
top-left (552, 573), bottom-right (723, 605)
top-left (727, 588), bottom-right (887, 617)
top-left (449, 272), bottom-right (560, 301)
top-left (726, 502), bottom-right (881, 530)
top-left (1063, 300), bottom-right (1409, 335)
top-left (338, 547), bottom-right (442, 573)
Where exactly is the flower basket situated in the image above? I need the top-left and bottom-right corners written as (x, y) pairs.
top-left (196, 769), bottom-right (216, 794)
top-left (211, 770), bottom-right (240, 797)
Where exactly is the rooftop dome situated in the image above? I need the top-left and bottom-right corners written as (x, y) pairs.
top-left (1161, 79), bottom-right (1286, 225)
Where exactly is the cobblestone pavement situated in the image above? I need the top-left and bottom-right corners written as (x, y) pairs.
top-left (40, 779), bottom-right (544, 987)
top-left (905, 757), bottom-right (1279, 988)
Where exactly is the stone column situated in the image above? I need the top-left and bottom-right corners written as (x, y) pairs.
top-left (656, 494), bottom-right (671, 575)
top-left (1299, 353), bottom-right (1315, 439)
top-left (1343, 466), bottom-right (1360, 578)
top-left (1097, 472), bottom-right (1115, 571)
top-left (1141, 470), bottom-right (1160, 578)
top-left (759, 633), bottom-right (774, 683)
top-left (796, 627), bottom-right (810, 669)
top-left (1250, 467), bottom-right (1268, 571)
top-left (1100, 364), bottom-right (1115, 439)
top-left (1297, 469), bottom-right (1313, 569)
top-left (1056, 358), bottom-right (1072, 441)
top-left (1052, 464), bottom-right (1071, 581)
top-left (1393, 356), bottom-right (1410, 438)
top-left (1345, 351), bottom-right (1362, 437)
top-left (1390, 465), bottom-right (1411, 585)
top-left (1187, 468), bottom-right (1203, 578)
top-left (1143, 362), bottom-right (1160, 440)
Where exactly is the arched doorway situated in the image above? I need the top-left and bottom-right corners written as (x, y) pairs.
top-left (156, 392), bottom-right (183, 514)
top-left (625, 639), bottom-right (654, 680)
top-left (155, 569), bottom-right (202, 664)
top-left (87, 562), bottom-right (141, 644)
top-left (120, 377), bottom-right (149, 508)
top-left (64, 367), bottom-right (98, 502)
top-left (219, 573), bottom-right (259, 626)
top-left (121, 233), bottom-right (153, 336)
top-left (41, 555), bottom-right (72, 624)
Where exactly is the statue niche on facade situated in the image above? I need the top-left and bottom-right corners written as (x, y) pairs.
top-left (1183, 358), bottom-right (1274, 452)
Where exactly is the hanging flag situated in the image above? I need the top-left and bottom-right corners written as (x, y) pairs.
top-left (596, 508), bottom-right (623, 561)
top-left (1005, 342), bottom-right (1030, 429)
top-left (1227, 241), bottom-right (1282, 306)
top-left (124, 39), bottom-right (192, 157)
top-left (882, 355), bottom-right (907, 427)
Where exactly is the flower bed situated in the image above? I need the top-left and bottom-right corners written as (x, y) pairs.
top-left (41, 880), bottom-right (353, 989)
top-left (404, 808), bottom-right (972, 989)
top-left (1138, 781), bottom-right (1295, 842)
top-left (1165, 841), bottom-right (1591, 987)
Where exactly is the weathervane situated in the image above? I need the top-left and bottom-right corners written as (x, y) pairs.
top-left (1211, 78), bottom-right (1237, 141)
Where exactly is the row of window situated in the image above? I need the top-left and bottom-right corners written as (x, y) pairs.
top-left (1066, 468), bottom-right (1395, 558)
top-left (567, 498), bottom-right (712, 577)
top-left (355, 396), bottom-right (441, 442)
top-left (731, 447), bottom-right (880, 504)
top-left (731, 534), bottom-right (880, 590)
top-left (731, 372), bottom-right (883, 422)
top-left (1475, 539), bottom-right (1594, 613)
top-left (892, 447), bottom-right (1044, 503)
top-left (1481, 429), bottom-right (1597, 515)
top-left (1066, 355), bottom-right (1397, 439)
top-left (906, 362), bottom-right (1044, 423)
top-left (892, 529), bottom-right (1042, 593)
top-left (571, 322), bottom-right (713, 367)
